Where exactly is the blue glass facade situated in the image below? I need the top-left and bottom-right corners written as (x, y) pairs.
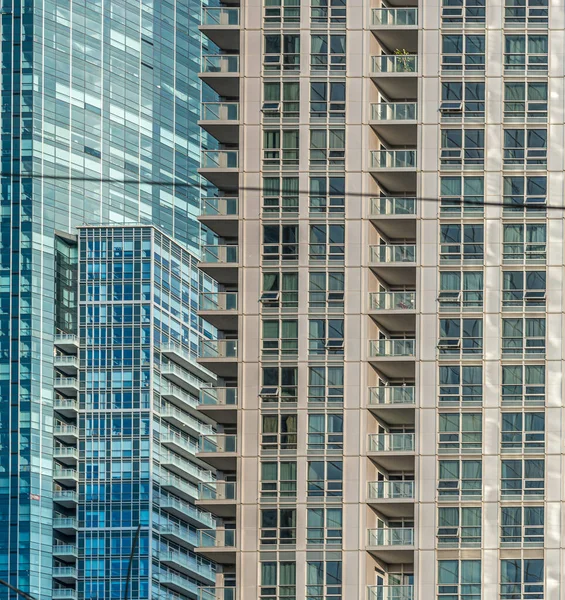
top-left (0, 0), bottom-right (208, 598)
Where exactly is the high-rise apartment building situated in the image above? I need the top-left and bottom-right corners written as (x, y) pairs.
top-left (196, 0), bottom-right (557, 598)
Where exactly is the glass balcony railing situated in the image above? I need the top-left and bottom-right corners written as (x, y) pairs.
top-left (372, 54), bottom-right (418, 73)
top-left (53, 591), bottom-right (78, 600)
top-left (53, 567), bottom-right (77, 578)
top-left (371, 103), bottom-right (417, 121)
top-left (200, 292), bottom-right (238, 312)
top-left (156, 467), bottom-right (200, 499)
top-left (199, 433), bottom-right (237, 453)
top-left (161, 431), bottom-right (200, 456)
top-left (54, 333), bottom-right (78, 345)
top-left (368, 386), bottom-right (415, 406)
top-left (54, 425), bottom-right (78, 436)
top-left (369, 291), bottom-right (416, 311)
top-left (370, 196), bottom-right (416, 216)
top-left (53, 518), bottom-right (78, 529)
top-left (198, 528), bottom-right (236, 548)
top-left (202, 7), bottom-right (240, 25)
top-left (159, 494), bottom-right (215, 528)
top-left (199, 481), bottom-right (237, 501)
top-left (199, 588), bottom-right (236, 600)
top-left (201, 150), bottom-right (239, 169)
top-left (368, 481), bottom-right (414, 500)
top-left (160, 450), bottom-right (215, 483)
top-left (157, 403), bottom-right (214, 436)
top-left (53, 446), bottom-right (78, 459)
top-left (367, 585), bottom-right (414, 600)
top-left (369, 339), bottom-right (416, 357)
top-left (370, 150), bottom-right (416, 169)
top-left (160, 550), bottom-right (216, 580)
top-left (372, 7), bottom-right (418, 25)
top-left (53, 545), bottom-right (77, 556)
top-left (54, 398), bottom-right (79, 411)
top-left (202, 102), bottom-right (239, 121)
top-left (201, 196), bottom-right (238, 217)
top-left (53, 490), bottom-right (78, 502)
top-left (54, 377), bottom-right (79, 389)
top-left (368, 527), bottom-right (414, 546)
top-left (54, 355), bottom-right (79, 367)
top-left (202, 54), bottom-right (240, 73)
top-left (199, 339), bottom-right (238, 360)
top-left (369, 245), bottom-right (416, 264)
top-left (368, 433), bottom-right (415, 452)
top-left (199, 386), bottom-right (238, 407)
top-left (201, 245), bottom-right (239, 264)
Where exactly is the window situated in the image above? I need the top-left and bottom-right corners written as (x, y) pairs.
top-left (309, 318), bottom-right (344, 355)
top-left (505, 0), bottom-right (548, 25)
top-left (503, 128), bottom-right (547, 167)
top-left (438, 560), bottom-right (481, 600)
top-left (262, 272), bottom-right (299, 310)
top-left (503, 176), bottom-right (546, 215)
top-left (501, 459), bottom-right (544, 499)
top-left (438, 413), bottom-right (482, 453)
top-left (306, 560), bottom-right (342, 600)
top-left (440, 129), bottom-right (484, 167)
top-left (501, 411), bottom-right (545, 453)
top-left (310, 82), bottom-right (346, 121)
top-left (309, 272), bottom-right (345, 311)
top-left (308, 460), bottom-right (343, 497)
top-left (261, 562), bottom-right (296, 600)
top-left (309, 224), bottom-right (345, 262)
top-left (262, 414), bottom-right (298, 451)
top-left (440, 176), bottom-right (484, 216)
top-left (263, 224), bottom-right (299, 262)
top-left (311, 34), bottom-right (346, 71)
top-left (310, 176), bottom-right (345, 213)
top-left (264, 34), bottom-right (300, 71)
top-left (263, 82), bottom-right (300, 120)
top-left (502, 270), bottom-right (546, 310)
top-left (310, 129), bottom-right (345, 168)
top-left (438, 318), bottom-right (483, 355)
top-left (442, 35), bottom-right (485, 71)
top-left (437, 507), bottom-right (481, 547)
top-left (261, 461), bottom-right (297, 498)
top-left (306, 508), bottom-right (343, 545)
top-left (500, 559), bottom-right (544, 600)
top-left (263, 176), bottom-right (299, 215)
top-left (262, 366), bottom-right (298, 404)
top-left (502, 318), bottom-right (545, 356)
top-left (438, 459), bottom-right (482, 499)
top-left (501, 506), bottom-right (544, 547)
top-left (503, 224), bottom-right (546, 264)
top-left (504, 82), bottom-right (548, 123)
top-left (263, 130), bottom-right (300, 168)
top-left (438, 270), bottom-right (483, 311)
top-left (440, 224), bottom-right (484, 263)
top-left (502, 364), bottom-right (545, 406)
top-left (262, 319), bottom-right (299, 358)
top-left (441, 82), bottom-right (485, 122)
top-left (441, 0), bottom-right (485, 25)
top-left (311, 0), bottom-right (346, 26)
top-left (439, 365), bottom-right (482, 405)
top-left (264, 0), bottom-right (300, 24)
top-left (504, 34), bottom-right (548, 73)
top-left (308, 366), bottom-right (344, 404)
top-left (308, 413), bottom-right (343, 451)
top-left (261, 508), bottom-right (297, 545)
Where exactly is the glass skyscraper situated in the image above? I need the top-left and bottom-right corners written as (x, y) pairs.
top-left (0, 0), bottom-right (209, 598)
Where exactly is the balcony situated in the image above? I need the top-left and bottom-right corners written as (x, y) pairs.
top-left (198, 387), bottom-right (238, 424)
top-left (195, 528), bottom-right (236, 564)
top-left (53, 469), bottom-right (78, 487)
top-left (198, 339), bottom-right (238, 378)
top-left (200, 102), bottom-right (240, 144)
top-left (200, 8), bottom-right (240, 51)
top-left (53, 566), bottom-right (77, 584)
top-left (157, 521), bottom-right (199, 550)
top-left (53, 446), bottom-right (78, 466)
top-left (368, 433), bottom-right (415, 470)
top-left (368, 386), bottom-right (416, 424)
top-left (160, 342), bottom-right (215, 382)
top-left (54, 355), bottom-right (79, 376)
top-left (159, 494), bottom-right (215, 529)
top-left (198, 434), bottom-right (238, 471)
top-left (54, 333), bottom-right (78, 353)
top-left (53, 398), bottom-right (78, 419)
top-left (369, 291), bottom-right (416, 332)
top-left (53, 545), bottom-right (77, 560)
top-left (53, 378), bottom-right (79, 397)
top-left (160, 450), bottom-right (215, 485)
top-left (159, 572), bottom-right (199, 596)
top-left (53, 489), bottom-right (78, 508)
top-left (53, 518), bottom-right (78, 535)
top-left (368, 339), bottom-right (416, 379)
top-left (199, 588), bottom-right (236, 600)
top-left (199, 150), bottom-right (239, 191)
top-left (367, 585), bottom-right (414, 600)
top-left (367, 481), bottom-right (414, 518)
top-left (160, 431), bottom-right (200, 462)
top-left (371, 55), bottom-right (418, 99)
top-left (157, 403), bottom-right (214, 439)
top-left (197, 481), bottom-right (237, 518)
top-left (369, 245), bottom-right (416, 287)
top-left (200, 54), bottom-right (240, 97)
top-left (54, 425), bottom-right (78, 444)
top-left (157, 468), bottom-right (200, 503)
top-left (370, 103), bottom-right (417, 146)
top-left (199, 196), bottom-right (238, 237)
top-left (199, 245), bottom-right (239, 286)
top-left (369, 196), bottom-right (417, 238)
top-left (367, 528), bottom-right (414, 563)
top-left (199, 292), bottom-right (238, 331)
top-left (53, 591), bottom-right (77, 600)
top-left (159, 550), bottom-right (216, 584)
top-left (160, 362), bottom-right (202, 397)
top-left (369, 150), bottom-right (417, 192)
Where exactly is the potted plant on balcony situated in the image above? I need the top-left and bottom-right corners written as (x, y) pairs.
top-left (394, 48), bottom-right (413, 72)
